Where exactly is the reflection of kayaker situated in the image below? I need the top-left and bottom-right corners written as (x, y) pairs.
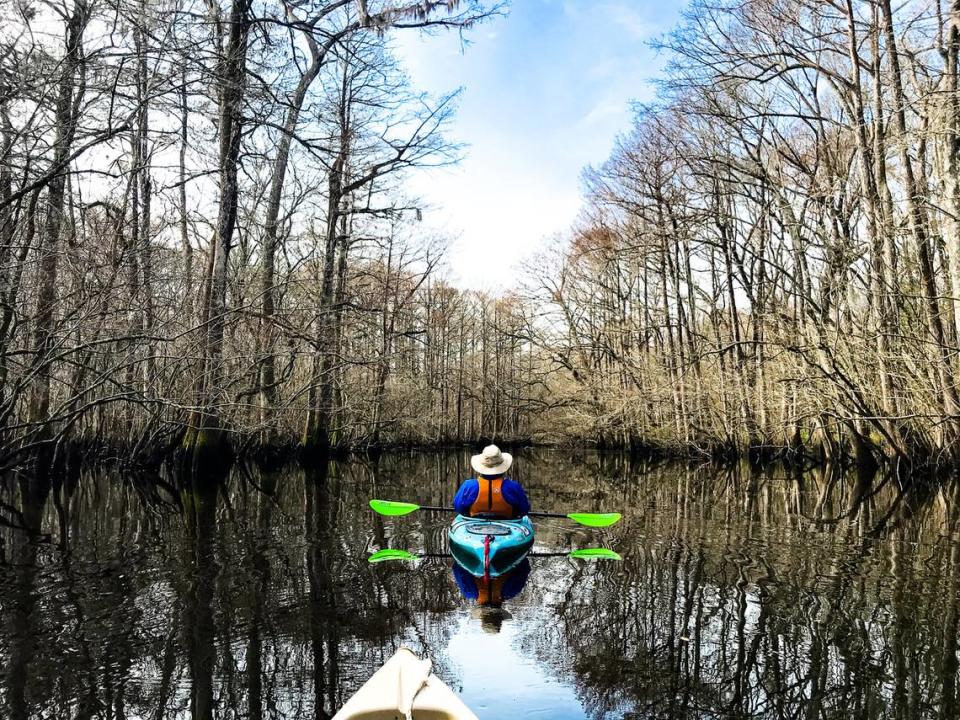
top-left (452, 557), bottom-right (530, 607)
top-left (471, 606), bottom-right (513, 634)
top-left (454, 445), bottom-right (531, 519)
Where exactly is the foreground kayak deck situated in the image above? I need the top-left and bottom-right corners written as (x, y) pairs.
top-left (448, 514), bottom-right (534, 578)
top-left (332, 647), bottom-right (478, 720)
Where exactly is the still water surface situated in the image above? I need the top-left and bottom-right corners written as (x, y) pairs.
top-left (1, 450), bottom-right (959, 719)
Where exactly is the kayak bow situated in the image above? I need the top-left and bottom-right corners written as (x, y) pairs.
top-left (448, 514), bottom-right (534, 578)
top-left (332, 647), bottom-right (477, 720)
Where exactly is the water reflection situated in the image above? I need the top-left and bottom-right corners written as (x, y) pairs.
top-left (3, 474), bottom-right (48, 720)
top-left (0, 453), bottom-right (959, 718)
top-left (452, 558), bottom-right (531, 610)
top-left (182, 477), bottom-right (218, 720)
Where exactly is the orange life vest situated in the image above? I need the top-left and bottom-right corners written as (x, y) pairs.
top-left (477, 576), bottom-right (505, 606)
top-left (468, 476), bottom-right (513, 518)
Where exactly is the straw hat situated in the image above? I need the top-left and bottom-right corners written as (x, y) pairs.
top-left (471, 444), bottom-right (513, 476)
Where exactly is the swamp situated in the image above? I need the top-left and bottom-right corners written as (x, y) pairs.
top-left (6, 0), bottom-right (960, 717)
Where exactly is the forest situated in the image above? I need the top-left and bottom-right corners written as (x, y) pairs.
top-left (3, 0), bottom-right (960, 472)
top-left (530, 0), bottom-right (960, 465)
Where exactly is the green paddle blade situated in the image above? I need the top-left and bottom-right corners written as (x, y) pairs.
top-left (369, 499), bottom-right (421, 517)
top-left (368, 549), bottom-right (419, 563)
top-left (566, 512), bottom-right (622, 527)
top-left (569, 548), bottom-right (622, 561)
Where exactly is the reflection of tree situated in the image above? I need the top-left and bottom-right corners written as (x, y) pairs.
top-left (181, 476), bottom-right (220, 720)
top-left (245, 468), bottom-right (276, 720)
top-left (1, 467), bottom-right (184, 719)
top-left (2, 473), bottom-right (49, 720)
top-left (940, 537), bottom-right (960, 720)
top-left (516, 461), bottom-right (960, 720)
top-left (3, 453), bottom-right (960, 719)
top-left (305, 462), bottom-right (337, 719)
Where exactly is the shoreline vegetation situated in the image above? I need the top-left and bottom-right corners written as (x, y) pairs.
top-left (3, 433), bottom-right (890, 481)
top-left (5, 1), bottom-right (960, 475)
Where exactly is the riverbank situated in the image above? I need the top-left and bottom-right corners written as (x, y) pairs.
top-left (5, 420), bottom-right (945, 481)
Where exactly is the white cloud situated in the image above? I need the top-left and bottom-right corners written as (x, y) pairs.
top-left (578, 101), bottom-right (627, 130)
top-left (392, 0), bottom-right (688, 293)
top-left (602, 2), bottom-right (652, 39)
top-left (407, 150), bottom-right (582, 291)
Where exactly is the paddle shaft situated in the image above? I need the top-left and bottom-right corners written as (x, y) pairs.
top-left (388, 552), bottom-right (583, 559)
top-left (369, 499), bottom-right (620, 527)
top-left (440, 552), bottom-right (599, 559)
top-left (414, 504), bottom-right (572, 521)
top-left (370, 550), bottom-right (612, 562)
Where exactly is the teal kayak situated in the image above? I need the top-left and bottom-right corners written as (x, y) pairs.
top-left (448, 514), bottom-right (534, 578)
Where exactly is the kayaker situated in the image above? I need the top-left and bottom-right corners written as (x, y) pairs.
top-left (453, 445), bottom-right (531, 519)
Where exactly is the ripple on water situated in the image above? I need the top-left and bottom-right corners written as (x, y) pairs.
top-left (1, 453), bottom-right (959, 719)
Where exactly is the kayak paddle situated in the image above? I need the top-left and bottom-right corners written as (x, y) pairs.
top-left (367, 549), bottom-right (421, 563)
top-left (369, 499), bottom-right (621, 528)
top-left (368, 547), bottom-right (622, 563)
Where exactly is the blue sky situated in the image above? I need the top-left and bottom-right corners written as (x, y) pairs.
top-left (394, 0), bottom-right (689, 290)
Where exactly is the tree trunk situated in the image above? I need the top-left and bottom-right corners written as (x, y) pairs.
top-left (302, 157), bottom-right (344, 455)
top-left (259, 32), bottom-right (323, 442)
top-left (28, 1), bottom-right (89, 443)
top-left (945, 2), bottom-right (960, 344)
top-left (879, 0), bottom-right (960, 440)
top-left (179, 67), bottom-right (193, 318)
top-left (184, 0), bottom-right (251, 466)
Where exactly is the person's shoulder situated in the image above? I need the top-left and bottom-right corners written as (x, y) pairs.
top-left (455, 478), bottom-right (478, 496)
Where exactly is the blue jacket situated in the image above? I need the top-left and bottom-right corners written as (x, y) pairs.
top-left (453, 476), bottom-right (530, 517)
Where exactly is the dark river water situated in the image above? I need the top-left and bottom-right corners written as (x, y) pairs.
top-left (1, 450), bottom-right (959, 719)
